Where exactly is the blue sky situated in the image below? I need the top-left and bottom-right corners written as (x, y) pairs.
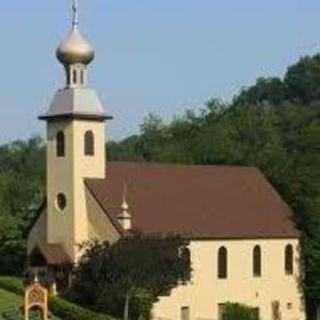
top-left (0, 0), bottom-right (319, 143)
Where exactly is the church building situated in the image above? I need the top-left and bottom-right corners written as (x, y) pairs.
top-left (27, 3), bottom-right (305, 320)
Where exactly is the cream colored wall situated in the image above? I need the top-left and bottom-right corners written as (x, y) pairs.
top-left (46, 119), bottom-right (106, 262)
top-left (47, 120), bottom-right (75, 259)
top-left (85, 187), bottom-right (120, 244)
top-left (27, 209), bottom-right (47, 255)
top-left (72, 120), bottom-right (105, 261)
top-left (152, 238), bottom-right (304, 320)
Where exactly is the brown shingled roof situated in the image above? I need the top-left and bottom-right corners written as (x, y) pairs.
top-left (85, 162), bottom-right (299, 239)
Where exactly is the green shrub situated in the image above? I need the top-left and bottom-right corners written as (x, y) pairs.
top-left (2, 309), bottom-right (41, 320)
top-left (222, 303), bottom-right (259, 320)
top-left (50, 296), bottom-right (116, 320)
top-left (0, 277), bottom-right (116, 320)
top-left (0, 308), bottom-right (22, 320)
top-left (0, 277), bottom-right (24, 296)
top-left (96, 288), bottom-right (153, 320)
top-left (1, 308), bottom-right (61, 320)
top-left (129, 289), bottom-right (154, 320)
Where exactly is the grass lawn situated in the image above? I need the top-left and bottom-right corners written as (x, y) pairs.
top-left (0, 288), bottom-right (22, 313)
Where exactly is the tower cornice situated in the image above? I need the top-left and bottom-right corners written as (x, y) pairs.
top-left (38, 113), bottom-right (112, 122)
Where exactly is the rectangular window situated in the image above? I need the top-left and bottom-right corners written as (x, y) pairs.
top-left (181, 306), bottom-right (190, 320)
top-left (218, 303), bottom-right (226, 320)
top-left (271, 301), bottom-right (281, 320)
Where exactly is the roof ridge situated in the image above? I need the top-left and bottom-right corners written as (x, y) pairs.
top-left (106, 161), bottom-right (259, 170)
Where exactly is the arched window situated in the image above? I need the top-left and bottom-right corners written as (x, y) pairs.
top-left (56, 131), bottom-right (65, 157)
top-left (84, 130), bottom-right (95, 156)
top-left (253, 245), bottom-right (261, 277)
top-left (218, 247), bottom-right (227, 279)
top-left (285, 244), bottom-right (294, 275)
top-left (73, 69), bottom-right (77, 84)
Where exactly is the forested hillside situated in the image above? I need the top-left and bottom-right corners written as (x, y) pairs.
top-left (0, 138), bottom-right (45, 275)
top-left (0, 54), bottom-right (319, 309)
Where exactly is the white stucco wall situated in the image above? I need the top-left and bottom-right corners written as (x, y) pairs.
top-left (152, 238), bottom-right (304, 320)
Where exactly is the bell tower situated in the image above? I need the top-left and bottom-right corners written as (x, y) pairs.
top-left (39, 0), bottom-right (111, 262)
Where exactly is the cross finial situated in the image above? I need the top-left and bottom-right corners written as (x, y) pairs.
top-left (119, 180), bottom-right (131, 231)
top-left (72, 0), bottom-right (79, 28)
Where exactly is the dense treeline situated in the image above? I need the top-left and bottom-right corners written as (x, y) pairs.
top-left (0, 55), bottom-right (319, 314)
top-left (0, 137), bottom-right (45, 274)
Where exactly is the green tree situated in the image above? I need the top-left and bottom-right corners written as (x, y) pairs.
top-left (107, 136), bottom-right (143, 162)
top-left (70, 233), bottom-right (191, 320)
top-left (0, 137), bottom-right (45, 274)
top-left (235, 77), bottom-right (287, 106)
top-left (136, 113), bottom-right (167, 161)
top-left (285, 54), bottom-right (320, 104)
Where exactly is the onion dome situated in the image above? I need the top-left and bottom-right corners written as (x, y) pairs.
top-left (56, 27), bottom-right (95, 66)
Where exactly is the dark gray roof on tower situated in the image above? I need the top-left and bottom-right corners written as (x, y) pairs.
top-left (39, 88), bottom-right (111, 121)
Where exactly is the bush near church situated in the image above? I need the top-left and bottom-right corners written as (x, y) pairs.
top-left (49, 297), bottom-right (116, 320)
top-left (1, 309), bottom-right (61, 320)
top-left (222, 303), bottom-right (259, 320)
top-left (0, 277), bottom-right (24, 296)
top-left (69, 234), bottom-right (191, 320)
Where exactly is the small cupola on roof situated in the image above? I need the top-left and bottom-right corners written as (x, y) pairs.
top-left (117, 184), bottom-right (132, 231)
top-left (39, 0), bottom-right (111, 121)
